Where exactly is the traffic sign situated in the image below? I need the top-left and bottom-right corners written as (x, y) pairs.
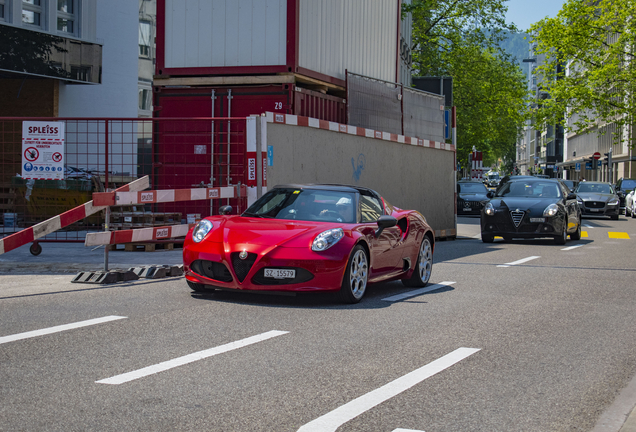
top-left (593, 152), bottom-right (601, 160)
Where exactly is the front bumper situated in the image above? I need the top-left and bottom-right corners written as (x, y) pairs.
top-left (481, 212), bottom-right (563, 239)
top-left (580, 202), bottom-right (619, 217)
top-left (183, 240), bottom-right (350, 292)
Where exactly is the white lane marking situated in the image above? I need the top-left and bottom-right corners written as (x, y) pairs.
top-left (393, 429), bottom-right (425, 432)
top-left (561, 245), bottom-right (584, 251)
top-left (382, 282), bottom-right (456, 302)
top-left (297, 347), bottom-right (480, 432)
top-left (497, 256), bottom-right (540, 268)
top-left (0, 316), bottom-right (126, 345)
top-left (584, 224), bottom-right (594, 228)
top-left (96, 330), bottom-right (289, 385)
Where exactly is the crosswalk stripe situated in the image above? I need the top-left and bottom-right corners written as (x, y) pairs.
top-left (96, 330), bottom-right (289, 385)
top-left (0, 316), bottom-right (126, 345)
top-left (608, 232), bottom-right (630, 239)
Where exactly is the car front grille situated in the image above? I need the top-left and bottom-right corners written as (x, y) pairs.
top-left (231, 252), bottom-right (258, 282)
top-left (585, 201), bottom-right (605, 209)
top-left (510, 210), bottom-right (525, 228)
top-left (190, 260), bottom-right (233, 282)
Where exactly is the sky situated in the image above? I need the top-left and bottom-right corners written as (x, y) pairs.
top-left (504, 0), bottom-right (567, 32)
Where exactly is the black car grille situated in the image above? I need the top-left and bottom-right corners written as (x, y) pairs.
top-left (190, 260), bottom-right (233, 282)
top-left (231, 252), bottom-right (258, 282)
top-left (510, 210), bottom-right (525, 228)
top-left (584, 201), bottom-right (605, 209)
top-left (252, 268), bottom-right (314, 285)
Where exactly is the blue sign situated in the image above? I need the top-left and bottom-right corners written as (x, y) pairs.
top-left (575, 162), bottom-right (581, 172)
top-left (586, 162), bottom-right (592, 169)
top-left (444, 109), bottom-right (451, 139)
top-left (267, 145), bottom-right (273, 166)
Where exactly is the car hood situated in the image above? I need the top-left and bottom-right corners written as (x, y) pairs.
top-left (202, 216), bottom-right (339, 247)
top-left (491, 197), bottom-right (556, 213)
top-left (577, 193), bottom-right (615, 201)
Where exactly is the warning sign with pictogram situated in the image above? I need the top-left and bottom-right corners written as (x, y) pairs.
top-left (21, 121), bottom-right (65, 180)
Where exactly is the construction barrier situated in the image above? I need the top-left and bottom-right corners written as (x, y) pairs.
top-left (84, 184), bottom-right (247, 248)
top-left (0, 176), bottom-right (150, 255)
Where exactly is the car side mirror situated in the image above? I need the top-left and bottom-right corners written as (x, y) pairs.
top-left (487, 191), bottom-right (494, 198)
top-left (219, 205), bottom-right (233, 215)
top-left (375, 215), bottom-right (397, 238)
top-left (567, 193), bottom-right (577, 200)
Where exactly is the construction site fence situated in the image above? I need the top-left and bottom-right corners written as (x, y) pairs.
top-left (0, 117), bottom-right (250, 244)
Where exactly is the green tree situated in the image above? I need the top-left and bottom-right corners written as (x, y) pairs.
top-left (404, 0), bottom-right (529, 169)
top-left (530, 0), bottom-right (636, 142)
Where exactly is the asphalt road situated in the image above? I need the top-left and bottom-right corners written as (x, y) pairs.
top-left (1, 215), bottom-right (636, 431)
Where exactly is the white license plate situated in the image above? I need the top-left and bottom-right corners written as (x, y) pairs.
top-left (590, 209), bottom-right (601, 212)
top-left (264, 269), bottom-right (296, 279)
top-left (530, 217), bottom-right (545, 223)
top-left (464, 206), bottom-right (471, 210)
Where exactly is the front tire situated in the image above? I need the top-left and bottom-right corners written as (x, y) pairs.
top-left (402, 236), bottom-right (433, 288)
top-left (554, 217), bottom-right (568, 245)
top-left (338, 245), bottom-right (368, 304)
top-left (570, 219), bottom-right (582, 240)
top-left (481, 233), bottom-right (494, 243)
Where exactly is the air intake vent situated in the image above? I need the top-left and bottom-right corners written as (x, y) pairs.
top-left (510, 210), bottom-right (525, 228)
top-left (231, 252), bottom-right (257, 282)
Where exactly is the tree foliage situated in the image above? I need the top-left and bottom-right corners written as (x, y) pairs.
top-left (404, 0), bottom-right (530, 169)
top-left (530, 0), bottom-right (636, 142)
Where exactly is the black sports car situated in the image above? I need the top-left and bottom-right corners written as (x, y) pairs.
top-left (481, 178), bottom-right (582, 245)
top-left (574, 181), bottom-right (620, 220)
top-left (457, 181), bottom-right (489, 215)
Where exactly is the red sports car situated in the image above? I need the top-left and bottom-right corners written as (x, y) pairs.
top-left (183, 184), bottom-right (435, 303)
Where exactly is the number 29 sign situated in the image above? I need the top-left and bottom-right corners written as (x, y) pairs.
top-left (22, 121), bottom-right (65, 180)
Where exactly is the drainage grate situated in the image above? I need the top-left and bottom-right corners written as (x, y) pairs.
top-left (510, 210), bottom-right (525, 228)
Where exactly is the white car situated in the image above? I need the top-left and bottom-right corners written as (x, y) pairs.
top-left (627, 190), bottom-right (636, 217)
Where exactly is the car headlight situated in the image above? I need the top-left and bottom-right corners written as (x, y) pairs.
top-left (192, 220), bottom-right (213, 243)
top-left (608, 199), bottom-right (619, 205)
top-left (543, 203), bottom-right (559, 217)
top-left (312, 228), bottom-right (344, 252)
top-left (484, 202), bottom-right (495, 216)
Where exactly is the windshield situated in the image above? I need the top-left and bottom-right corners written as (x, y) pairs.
top-left (496, 181), bottom-right (562, 198)
top-left (488, 174), bottom-right (500, 180)
top-left (458, 183), bottom-right (487, 193)
top-left (621, 179), bottom-right (636, 190)
top-left (243, 188), bottom-right (357, 223)
top-left (576, 183), bottom-right (613, 194)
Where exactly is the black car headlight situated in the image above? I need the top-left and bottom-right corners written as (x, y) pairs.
top-left (484, 202), bottom-right (495, 216)
top-left (192, 220), bottom-right (213, 243)
top-left (543, 203), bottom-right (559, 217)
top-left (608, 198), bottom-right (619, 206)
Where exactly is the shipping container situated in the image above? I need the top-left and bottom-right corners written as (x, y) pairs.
top-left (156, 0), bottom-right (409, 87)
top-left (154, 84), bottom-right (346, 123)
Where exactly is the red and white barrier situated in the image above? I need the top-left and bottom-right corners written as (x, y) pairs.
top-left (0, 176), bottom-right (150, 255)
top-left (470, 150), bottom-right (485, 181)
top-left (85, 224), bottom-right (193, 247)
top-left (85, 184), bottom-right (246, 247)
top-left (92, 186), bottom-right (241, 207)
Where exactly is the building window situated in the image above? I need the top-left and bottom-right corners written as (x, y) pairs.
top-left (139, 88), bottom-right (152, 111)
top-left (0, 0), bottom-right (5, 21)
top-left (57, 0), bottom-right (75, 33)
top-left (139, 21), bottom-right (151, 57)
top-left (23, 0), bottom-right (42, 27)
top-left (71, 65), bottom-right (91, 82)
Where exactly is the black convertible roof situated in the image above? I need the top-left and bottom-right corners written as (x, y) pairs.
top-left (272, 183), bottom-right (379, 196)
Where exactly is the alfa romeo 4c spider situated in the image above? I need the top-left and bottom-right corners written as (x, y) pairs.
top-left (183, 184), bottom-right (435, 303)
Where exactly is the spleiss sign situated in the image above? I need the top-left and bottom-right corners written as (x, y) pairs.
top-left (22, 121), bottom-right (65, 180)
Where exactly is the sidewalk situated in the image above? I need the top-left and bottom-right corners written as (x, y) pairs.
top-left (0, 241), bottom-right (183, 274)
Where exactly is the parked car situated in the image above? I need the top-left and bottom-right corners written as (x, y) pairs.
top-left (625, 189), bottom-right (636, 217)
top-left (574, 181), bottom-right (620, 220)
top-left (613, 178), bottom-right (636, 214)
top-left (481, 178), bottom-right (581, 245)
top-left (457, 181), bottom-right (490, 215)
top-left (561, 179), bottom-right (579, 192)
top-left (183, 184), bottom-right (435, 303)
